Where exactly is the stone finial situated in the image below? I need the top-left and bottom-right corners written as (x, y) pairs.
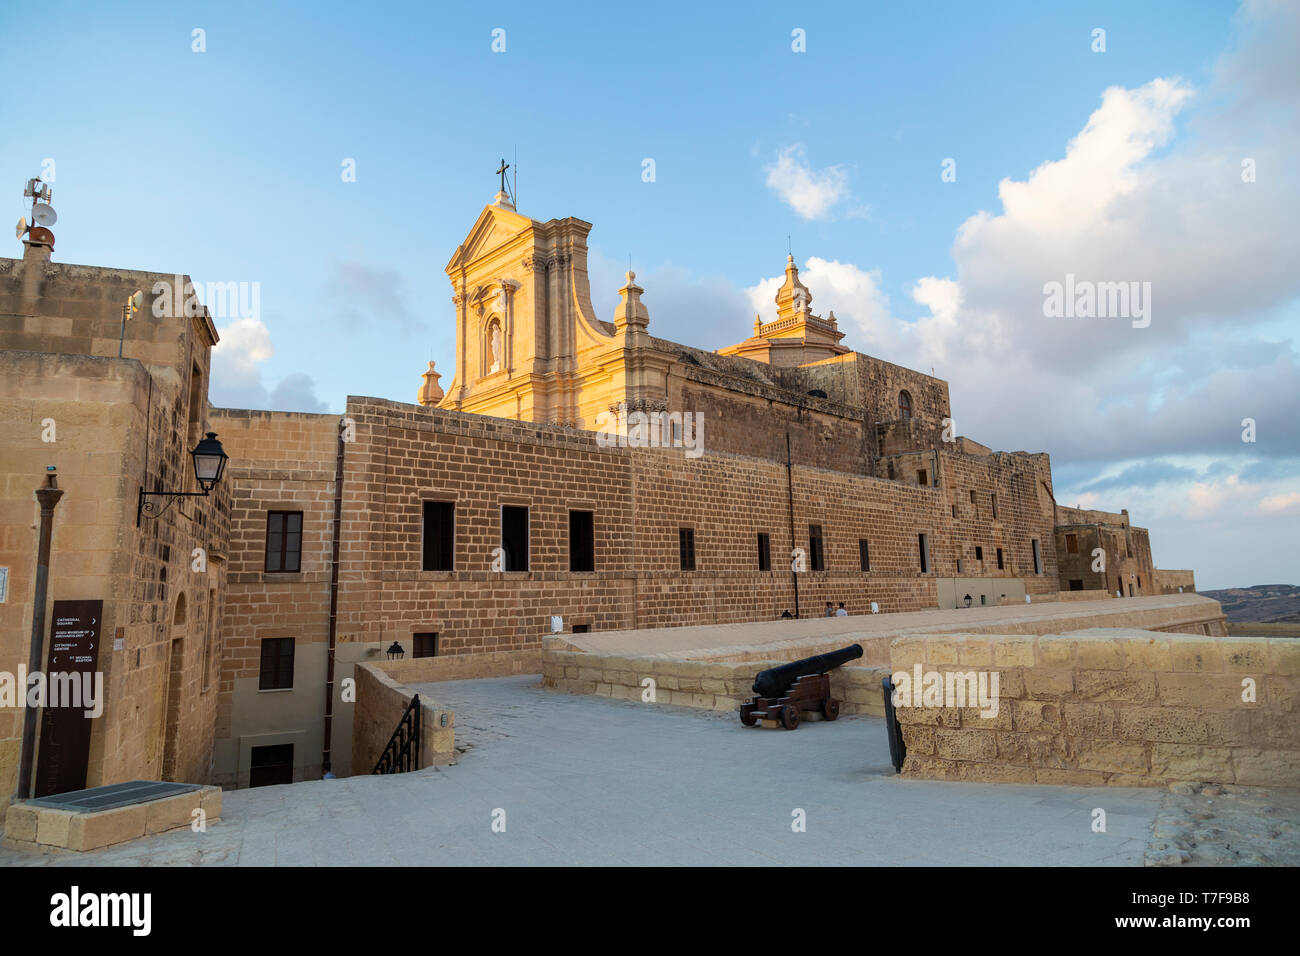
top-left (493, 190), bottom-right (515, 210)
top-left (418, 360), bottom-right (444, 406)
top-left (614, 271), bottom-right (649, 333)
top-left (753, 314), bottom-right (762, 335)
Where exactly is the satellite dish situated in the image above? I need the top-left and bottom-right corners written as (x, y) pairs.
top-left (130, 290), bottom-right (144, 310)
top-left (28, 226), bottom-right (55, 245)
top-left (32, 204), bottom-right (57, 227)
top-left (15, 216), bottom-right (27, 239)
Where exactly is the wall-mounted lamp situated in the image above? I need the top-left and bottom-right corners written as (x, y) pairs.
top-left (137, 432), bottom-right (229, 526)
top-left (386, 642), bottom-right (405, 660)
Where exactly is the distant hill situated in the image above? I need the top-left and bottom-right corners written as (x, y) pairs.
top-left (1199, 584), bottom-right (1300, 624)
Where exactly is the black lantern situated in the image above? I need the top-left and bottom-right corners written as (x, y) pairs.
top-left (386, 642), bottom-right (405, 660)
top-left (963, 593), bottom-right (973, 608)
top-left (191, 432), bottom-right (229, 491)
top-left (137, 432), bottom-right (230, 525)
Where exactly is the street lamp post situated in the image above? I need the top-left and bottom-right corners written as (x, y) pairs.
top-left (14, 468), bottom-right (64, 803)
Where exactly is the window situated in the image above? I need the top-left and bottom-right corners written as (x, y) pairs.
top-left (1137, 576), bottom-right (1142, 590)
top-left (951, 504), bottom-right (958, 518)
top-left (679, 527), bottom-right (696, 571)
top-left (858, 539), bottom-right (870, 572)
top-left (1069, 580), bottom-right (1084, 591)
top-left (422, 501), bottom-right (455, 571)
top-left (969, 490), bottom-right (976, 505)
top-left (258, 637), bottom-right (295, 690)
top-left (569, 510), bottom-right (595, 572)
top-left (413, 632), bottom-right (439, 658)
top-left (265, 511), bottom-right (302, 573)
top-left (572, 624), bottom-right (590, 634)
top-left (991, 494), bottom-right (998, 519)
top-left (1129, 583), bottom-right (1134, 597)
top-left (996, 547), bottom-right (1004, 570)
top-left (1065, 533), bottom-right (1078, 554)
top-left (975, 546), bottom-right (983, 561)
top-left (501, 506), bottom-right (529, 571)
top-left (899, 390), bottom-right (912, 419)
top-left (918, 533), bottom-right (930, 573)
top-left (917, 469), bottom-right (928, 487)
top-left (1032, 539), bottom-right (1043, 575)
top-left (808, 524), bottom-right (825, 571)
top-left (757, 533), bottom-right (771, 571)
top-left (956, 558), bottom-right (964, 574)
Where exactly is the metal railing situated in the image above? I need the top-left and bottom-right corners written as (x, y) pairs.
top-left (372, 694), bottom-right (422, 774)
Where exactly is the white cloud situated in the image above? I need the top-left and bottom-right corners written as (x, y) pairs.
top-left (210, 317), bottom-right (327, 413)
top-left (763, 145), bottom-right (850, 220)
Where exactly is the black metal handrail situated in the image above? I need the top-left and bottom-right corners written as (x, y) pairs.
top-left (372, 693), bottom-right (422, 774)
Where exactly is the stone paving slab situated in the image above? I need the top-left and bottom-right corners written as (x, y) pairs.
top-left (0, 675), bottom-right (1288, 867)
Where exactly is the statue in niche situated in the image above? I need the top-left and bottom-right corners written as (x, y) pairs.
top-left (488, 319), bottom-right (503, 374)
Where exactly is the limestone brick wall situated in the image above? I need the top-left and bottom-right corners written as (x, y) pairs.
top-left (351, 663), bottom-right (455, 774)
top-left (891, 629), bottom-right (1299, 787)
top-left (376, 649), bottom-right (541, 684)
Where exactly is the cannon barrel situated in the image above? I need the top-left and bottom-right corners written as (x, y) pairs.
top-left (752, 643), bottom-right (864, 698)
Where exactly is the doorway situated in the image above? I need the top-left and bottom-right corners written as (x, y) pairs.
top-left (249, 744), bottom-right (294, 787)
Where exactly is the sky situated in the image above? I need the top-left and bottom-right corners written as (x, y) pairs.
top-left (1, 0), bottom-right (1296, 590)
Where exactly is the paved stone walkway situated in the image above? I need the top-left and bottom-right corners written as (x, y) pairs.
top-left (1, 676), bottom-right (1290, 866)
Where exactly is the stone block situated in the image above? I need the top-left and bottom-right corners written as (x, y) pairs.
top-left (924, 639), bottom-right (959, 665)
top-left (1115, 706), bottom-right (1209, 744)
top-left (1267, 641), bottom-right (1300, 676)
top-left (1024, 669), bottom-right (1073, 698)
top-left (993, 638), bottom-right (1035, 668)
top-left (1230, 748), bottom-right (1300, 787)
top-left (1035, 637), bottom-right (1075, 668)
top-left (1150, 744), bottom-right (1235, 783)
top-left (1076, 670), bottom-right (1157, 702)
top-left (1222, 641), bottom-right (1268, 673)
top-left (145, 790), bottom-right (203, 835)
top-left (934, 728), bottom-right (997, 761)
top-left (1156, 673), bottom-right (1241, 709)
top-left (1075, 638), bottom-right (1125, 670)
top-left (35, 808), bottom-right (75, 847)
top-left (955, 639), bottom-right (993, 667)
top-left (1171, 641), bottom-right (1222, 673)
top-left (1060, 701), bottom-right (1115, 738)
top-left (1122, 637), bottom-right (1172, 671)
top-left (67, 805), bottom-right (148, 852)
top-left (1074, 739), bottom-right (1149, 774)
top-left (4, 803), bottom-right (38, 843)
top-left (1011, 699), bottom-right (1062, 733)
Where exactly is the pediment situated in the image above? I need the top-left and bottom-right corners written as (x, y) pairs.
top-left (445, 203), bottom-right (537, 275)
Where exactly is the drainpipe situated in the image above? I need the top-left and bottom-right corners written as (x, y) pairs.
top-left (15, 470), bottom-right (63, 802)
top-left (321, 425), bottom-right (346, 773)
top-left (786, 432), bottom-right (799, 619)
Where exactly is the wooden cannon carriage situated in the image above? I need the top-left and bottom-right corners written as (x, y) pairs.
top-left (739, 643), bottom-right (863, 730)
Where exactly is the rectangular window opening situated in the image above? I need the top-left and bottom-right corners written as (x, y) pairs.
top-left (501, 506), bottom-right (529, 571)
top-left (568, 510), bottom-right (595, 572)
top-left (422, 501), bottom-right (455, 571)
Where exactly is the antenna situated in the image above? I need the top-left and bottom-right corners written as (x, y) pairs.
top-left (20, 176), bottom-right (56, 247)
top-left (512, 145), bottom-right (517, 207)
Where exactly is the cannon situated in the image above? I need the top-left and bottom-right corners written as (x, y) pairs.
top-left (740, 643), bottom-right (863, 730)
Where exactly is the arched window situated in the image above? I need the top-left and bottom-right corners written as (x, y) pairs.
top-left (898, 390), bottom-right (912, 420)
top-left (173, 591), bottom-right (187, 625)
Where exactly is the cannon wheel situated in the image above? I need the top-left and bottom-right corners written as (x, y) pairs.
top-left (823, 698), bottom-right (840, 721)
top-left (780, 705), bottom-right (800, 730)
top-left (739, 704), bottom-right (758, 727)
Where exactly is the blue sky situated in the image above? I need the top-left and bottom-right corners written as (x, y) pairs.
top-left (2, 0), bottom-right (1296, 590)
